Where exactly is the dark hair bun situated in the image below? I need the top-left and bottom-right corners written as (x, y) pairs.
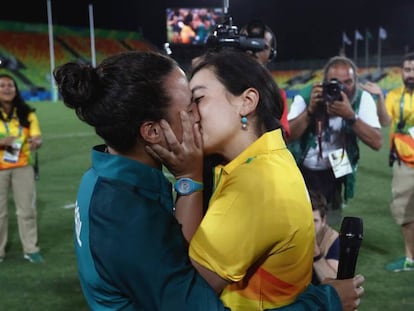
top-left (54, 62), bottom-right (99, 110)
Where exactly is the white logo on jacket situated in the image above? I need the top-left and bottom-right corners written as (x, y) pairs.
top-left (75, 201), bottom-right (82, 247)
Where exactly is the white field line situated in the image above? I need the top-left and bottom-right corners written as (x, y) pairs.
top-left (45, 132), bottom-right (95, 140)
top-left (63, 203), bottom-right (76, 209)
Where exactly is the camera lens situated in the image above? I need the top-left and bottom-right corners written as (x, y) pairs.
top-left (323, 79), bottom-right (344, 102)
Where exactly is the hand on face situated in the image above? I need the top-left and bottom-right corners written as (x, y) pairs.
top-left (146, 111), bottom-right (203, 181)
top-left (190, 67), bottom-right (258, 160)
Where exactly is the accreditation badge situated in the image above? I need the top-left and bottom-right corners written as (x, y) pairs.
top-left (328, 148), bottom-right (353, 178)
top-left (3, 140), bottom-right (22, 163)
top-left (408, 126), bottom-right (414, 139)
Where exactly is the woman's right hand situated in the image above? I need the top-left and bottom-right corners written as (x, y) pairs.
top-left (146, 111), bottom-right (205, 242)
top-left (146, 111), bottom-right (203, 181)
top-left (308, 83), bottom-right (324, 115)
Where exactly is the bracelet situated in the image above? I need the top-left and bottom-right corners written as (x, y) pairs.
top-left (313, 254), bottom-right (323, 262)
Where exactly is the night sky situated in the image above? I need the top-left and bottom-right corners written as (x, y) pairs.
top-left (1, 0), bottom-right (413, 61)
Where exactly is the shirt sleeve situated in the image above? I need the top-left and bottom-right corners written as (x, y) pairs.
top-left (358, 91), bottom-right (381, 128)
top-left (28, 112), bottom-right (41, 136)
top-left (288, 95), bottom-right (307, 121)
top-left (384, 90), bottom-right (396, 118)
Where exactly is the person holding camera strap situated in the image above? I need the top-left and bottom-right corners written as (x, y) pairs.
top-left (287, 56), bottom-right (382, 224)
top-left (383, 52), bottom-right (414, 272)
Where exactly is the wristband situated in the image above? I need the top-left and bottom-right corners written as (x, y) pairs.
top-left (313, 254), bottom-right (323, 262)
top-left (346, 113), bottom-right (359, 126)
top-left (174, 178), bottom-right (203, 196)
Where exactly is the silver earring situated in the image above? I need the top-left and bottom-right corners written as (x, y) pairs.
top-left (241, 116), bottom-right (248, 130)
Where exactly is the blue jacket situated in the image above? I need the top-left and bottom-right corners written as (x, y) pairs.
top-left (74, 145), bottom-right (227, 310)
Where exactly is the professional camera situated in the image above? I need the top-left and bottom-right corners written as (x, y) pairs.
top-left (205, 15), bottom-right (266, 52)
top-left (322, 78), bottom-right (344, 102)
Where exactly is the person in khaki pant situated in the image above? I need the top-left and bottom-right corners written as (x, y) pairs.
top-left (384, 53), bottom-right (414, 272)
top-left (0, 74), bottom-right (43, 263)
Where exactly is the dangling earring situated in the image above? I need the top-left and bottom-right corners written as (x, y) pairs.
top-left (241, 116), bottom-right (248, 130)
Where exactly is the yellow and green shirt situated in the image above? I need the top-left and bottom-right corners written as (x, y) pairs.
top-left (385, 87), bottom-right (414, 166)
top-left (190, 129), bottom-right (314, 311)
top-left (0, 108), bottom-right (41, 169)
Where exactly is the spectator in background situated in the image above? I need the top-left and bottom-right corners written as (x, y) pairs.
top-left (167, 9), bottom-right (182, 44)
top-left (384, 52), bottom-right (414, 272)
top-left (240, 20), bottom-right (290, 139)
top-left (0, 74), bottom-right (43, 263)
top-left (310, 191), bottom-right (339, 285)
top-left (179, 12), bottom-right (196, 44)
top-left (200, 15), bottom-right (213, 42)
top-left (288, 56), bottom-right (382, 224)
top-left (192, 14), bottom-right (211, 44)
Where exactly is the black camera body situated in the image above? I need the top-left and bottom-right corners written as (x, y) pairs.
top-left (323, 78), bottom-right (344, 102)
top-left (206, 15), bottom-right (266, 52)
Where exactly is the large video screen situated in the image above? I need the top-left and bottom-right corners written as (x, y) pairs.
top-left (166, 8), bottom-right (224, 45)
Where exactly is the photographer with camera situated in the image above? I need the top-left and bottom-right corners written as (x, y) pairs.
top-left (288, 56), bottom-right (382, 224)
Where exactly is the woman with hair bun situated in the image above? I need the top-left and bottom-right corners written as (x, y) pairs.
top-left (54, 51), bottom-right (227, 311)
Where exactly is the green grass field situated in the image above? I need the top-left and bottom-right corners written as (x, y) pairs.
top-left (0, 101), bottom-right (412, 310)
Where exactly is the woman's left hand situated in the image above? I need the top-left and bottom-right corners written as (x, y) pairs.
top-left (28, 136), bottom-right (42, 151)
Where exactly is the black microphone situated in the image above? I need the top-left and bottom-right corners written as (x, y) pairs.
top-left (337, 216), bottom-right (363, 280)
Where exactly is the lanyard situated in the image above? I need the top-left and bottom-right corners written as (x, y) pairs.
top-left (399, 89), bottom-right (414, 123)
top-left (3, 121), bottom-right (22, 137)
top-left (399, 91), bottom-right (405, 125)
top-left (396, 90), bottom-right (413, 132)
